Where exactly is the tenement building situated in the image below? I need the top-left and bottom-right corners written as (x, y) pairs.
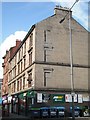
top-left (2, 7), bottom-right (89, 117)
top-left (2, 40), bottom-right (21, 115)
top-left (0, 79), bottom-right (2, 104)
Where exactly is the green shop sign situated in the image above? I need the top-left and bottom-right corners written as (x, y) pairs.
top-left (52, 94), bottom-right (65, 103)
top-left (27, 91), bottom-right (36, 98)
top-left (31, 107), bottom-right (40, 110)
top-left (18, 90), bottom-right (36, 99)
top-left (19, 92), bottom-right (26, 99)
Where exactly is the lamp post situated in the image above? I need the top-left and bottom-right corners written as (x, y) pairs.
top-left (59, 0), bottom-right (79, 119)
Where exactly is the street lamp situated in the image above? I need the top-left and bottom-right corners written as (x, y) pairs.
top-left (59, 0), bottom-right (79, 120)
top-left (60, 0), bottom-right (79, 24)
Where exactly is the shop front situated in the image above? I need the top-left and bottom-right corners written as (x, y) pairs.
top-left (13, 90), bottom-right (36, 116)
top-left (2, 95), bottom-right (9, 117)
top-left (7, 90), bottom-right (90, 118)
top-left (8, 96), bottom-right (12, 114)
top-left (18, 92), bottom-right (27, 116)
top-left (27, 90), bottom-right (36, 117)
top-left (12, 95), bottom-right (19, 114)
top-left (29, 91), bottom-right (90, 118)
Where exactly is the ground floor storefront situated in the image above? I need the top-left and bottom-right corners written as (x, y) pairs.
top-left (2, 90), bottom-right (90, 118)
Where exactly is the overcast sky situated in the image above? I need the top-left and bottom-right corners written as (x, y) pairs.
top-left (0, 0), bottom-right (89, 78)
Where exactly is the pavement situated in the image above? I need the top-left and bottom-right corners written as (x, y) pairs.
top-left (1, 113), bottom-right (29, 120)
top-left (1, 113), bottom-right (90, 120)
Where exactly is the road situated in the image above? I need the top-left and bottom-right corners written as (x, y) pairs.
top-left (1, 116), bottom-right (90, 120)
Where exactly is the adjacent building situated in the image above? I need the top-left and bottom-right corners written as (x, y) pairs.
top-left (2, 6), bottom-right (89, 117)
top-left (0, 79), bottom-right (2, 104)
top-left (2, 40), bottom-right (21, 113)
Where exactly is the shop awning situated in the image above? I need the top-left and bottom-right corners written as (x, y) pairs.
top-left (18, 90), bottom-right (36, 99)
top-left (27, 91), bottom-right (36, 98)
top-left (19, 93), bottom-right (26, 99)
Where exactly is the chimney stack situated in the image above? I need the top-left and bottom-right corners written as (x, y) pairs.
top-left (16, 39), bottom-right (21, 47)
top-left (54, 6), bottom-right (72, 16)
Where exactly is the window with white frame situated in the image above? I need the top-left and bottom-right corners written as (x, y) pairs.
top-left (24, 56), bottom-right (26, 69)
top-left (23, 75), bottom-right (25, 89)
top-left (20, 78), bottom-right (22, 90)
top-left (44, 49), bottom-right (46, 62)
top-left (24, 42), bottom-right (26, 54)
top-left (44, 71), bottom-right (50, 87)
top-left (44, 30), bottom-right (46, 42)
top-left (17, 80), bottom-right (19, 91)
top-left (21, 60), bottom-right (23, 72)
top-left (22, 46), bottom-right (23, 57)
top-left (15, 67), bottom-right (16, 77)
top-left (15, 55), bottom-right (17, 65)
top-left (43, 68), bottom-right (53, 87)
top-left (27, 70), bottom-right (32, 87)
top-left (14, 82), bottom-right (16, 92)
top-left (29, 33), bottom-right (33, 48)
top-left (18, 63), bottom-right (20, 74)
top-left (29, 51), bottom-right (32, 66)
